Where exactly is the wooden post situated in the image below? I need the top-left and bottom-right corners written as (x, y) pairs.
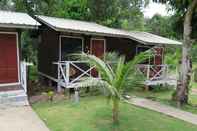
top-left (57, 63), bottom-right (62, 92)
top-left (66, 62), bottom-right (70, 86)
top-left (23, 62), bottom-right (27, 93)
top-left (20, 62), bottom-right (27, 93)
top-left (147, 65), bottom-right (150, 80)
top-left (165, 65), bottom-right (168, 79)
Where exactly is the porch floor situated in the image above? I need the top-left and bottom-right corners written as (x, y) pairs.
top-left (145, 78), bottom-right (177, 86)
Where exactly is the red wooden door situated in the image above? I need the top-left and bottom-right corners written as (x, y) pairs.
top-left (150, 47), bottom-right (164, 79)
top-left (90, 39), bottom-right (105, 77)
top-left (91, 39), bottom-right (105, 58)
top-left (0, 34), bottom-right (18, 84)
top-left (154, 47), bottom-right (163, 65)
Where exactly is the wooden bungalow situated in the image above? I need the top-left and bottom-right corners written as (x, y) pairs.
top-left (0, 11), bottom-right (40, 105)
top-left (35, 15), bottom-right (181, 92)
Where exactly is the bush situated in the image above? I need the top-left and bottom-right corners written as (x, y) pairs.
top-left (28, 65), bottom-right (38, 81)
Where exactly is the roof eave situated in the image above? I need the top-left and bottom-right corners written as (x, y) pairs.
top-left (0, 23), bottom-right (40, 29)
top-left (54, 26), bottom-right (128, 38)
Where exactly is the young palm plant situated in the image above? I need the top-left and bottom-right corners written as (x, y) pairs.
top-left (72, 51), bottom-right (150, 124)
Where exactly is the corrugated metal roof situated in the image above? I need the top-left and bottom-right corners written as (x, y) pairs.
top-left (36, 15), bottom-right (182, 45)
top-left (0, 10), bottom-right (40, 29)
top-left (128, 32), bottom-right (182, 45)
top-left (36, 15), bottom-right (127, 37)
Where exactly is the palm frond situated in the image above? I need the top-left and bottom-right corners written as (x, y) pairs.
top-left (74, 77), bottom-right (120, 98)
top-left (118, 50), bottom-right (151, 89)
top-left (113, 55), bottom-right (126, 90)
top-left (104, 52), bottom-right (120, 70)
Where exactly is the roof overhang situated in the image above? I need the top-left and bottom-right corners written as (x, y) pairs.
top-left (36, 15), bottom-right (182, 46)
top-left (0, 10), bottom-right (41, 30)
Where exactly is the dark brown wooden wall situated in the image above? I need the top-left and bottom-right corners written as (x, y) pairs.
top-left (106, 37), bottom-right (138, 61)
top-left (38, 28), bottom-right (161, 80)
top-left (38, 26), bottom-right (59, 79)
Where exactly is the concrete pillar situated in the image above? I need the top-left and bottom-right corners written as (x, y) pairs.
top-left (74, 88), bottom-right (80, 103)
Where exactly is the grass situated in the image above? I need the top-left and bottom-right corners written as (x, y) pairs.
top-left (32, 95), bottom-right (197, 131)
top-left (191, 82), bottom-right (197, 88)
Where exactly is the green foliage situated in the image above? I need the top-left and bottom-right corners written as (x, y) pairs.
top-left (191, 43), bottom-right (197, 64)
top-left (145, 14), bottom-right (180, 39)
top-left (21, 31), bottom-right (38, 64)
top-left (153, 0), bottom-right (197, 39)
top-left (28, 65), bottom-right (38, 81)
top-left (87, 0), bottom-right (148, 30)
top-left (0, 0), bottom-right (14, 10)
top-left (1, 0), bottom-right (147, 30)
top-left (47, 91), bottom-right (54, 102)
top-left (165, 46), bottom-right (181, 70)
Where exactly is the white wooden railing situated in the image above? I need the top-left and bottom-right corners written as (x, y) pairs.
top-left (20, 62), bottom-right (27, 93)
top-left (137, 64), bottom-right (168, 80)
top-left (54, 61), bottom-right (96, 88)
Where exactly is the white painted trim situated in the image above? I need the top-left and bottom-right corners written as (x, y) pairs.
top-left (59, 35), bottom-right (84, 61)
top-left (0, 83), bottom-right (20, 87)
top-left (0, 32), bottom-right (18, 35)
top-left (0, 31), bottom-right (21, 86)
top-left (38, 72), bottom-right (58, 82)
top-left (16, 32), bottom-right (20, 84)
top-left (90, 38), bottom-right (106, 59)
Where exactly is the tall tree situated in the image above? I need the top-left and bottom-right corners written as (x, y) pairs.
top-left (178, 0), bottom-right (197, 106)
top-left (154, 0), bottom-right (197, 106)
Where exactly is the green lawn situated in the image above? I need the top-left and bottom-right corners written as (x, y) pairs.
top-left (32, 95), bottom-right (197, 131)
top-left (191, 82), bottom-right (197, 88)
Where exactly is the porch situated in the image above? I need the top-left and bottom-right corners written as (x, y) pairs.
top-left (53, 60), bottom-right (177, 92)
top-left (54, 61), bottom-right (97, 90)
top-left (137, 64), bottom-right (177, 86)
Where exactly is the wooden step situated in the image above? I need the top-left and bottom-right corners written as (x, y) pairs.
top-left (0, 90), bottom-right (29, 106)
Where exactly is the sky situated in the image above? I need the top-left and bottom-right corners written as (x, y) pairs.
top-left (143, 1), bottom-right (172, 18)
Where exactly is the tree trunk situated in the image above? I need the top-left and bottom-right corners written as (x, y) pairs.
top-left (175, 0), bottom-right (197, 107)
top-left (112, 98), bottom-right (119, 124)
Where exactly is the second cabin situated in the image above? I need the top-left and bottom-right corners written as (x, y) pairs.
top-left (36, 15), bottom-right (181, 90)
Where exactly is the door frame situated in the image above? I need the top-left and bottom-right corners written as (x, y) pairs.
top-left (90, 38), bottom-right (106, 58)
top-left (0, 31), bottom-right (20, 87)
